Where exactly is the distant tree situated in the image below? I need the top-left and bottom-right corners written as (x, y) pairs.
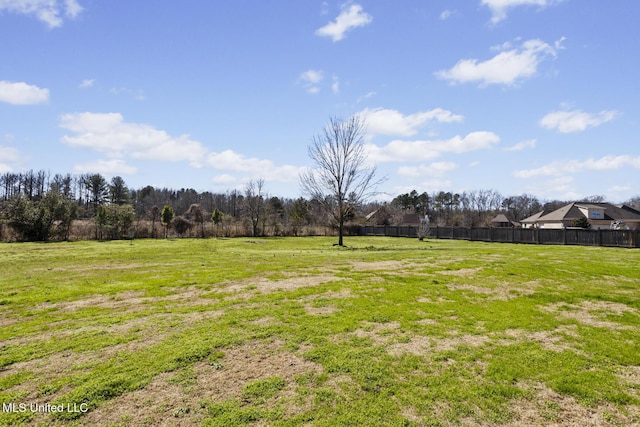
top-left (109, 176), bottom-right (131, 205)
top-left (391, 190), bottom-right (430, 214)
top-left (625, 196), bottom-right (640, 211)
top-left (150, 205), bottom-right (160, 238)
top-left (289, 198), bottom-right (309, 236)
top-left (5, 191), bottom-right (76, 241)
top-left (267, 196), bottom-right (285, 235)
top-left (186, 204), bottom-right (205, 237)
top-left (95, 204), bottom-right (108, 240)
top-left (581, 195), bottom-right (606, 203)
top-left (172, 215), bottom-right (192, 237)
top-left (300, 115), bottom-right (384, 246)
top-left (211, 208), bottom-right (224, 237)
top-left (243, 178), bottom-right (266, 237)
top-left (161, 205), bottom-right (174, 238)
top-left (106, 204), bottom-right (135, 239)
top-left (84, 173), bottom-right (108, 216)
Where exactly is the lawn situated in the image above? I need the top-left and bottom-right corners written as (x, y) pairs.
top-left (1, 237), bottom-right (639, 426)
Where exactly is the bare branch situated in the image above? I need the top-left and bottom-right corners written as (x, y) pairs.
top-left (300, 115), bottom-right (386, 245)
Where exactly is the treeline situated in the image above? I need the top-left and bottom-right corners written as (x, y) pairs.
top-left (1, 170), bottom-right (638, 242)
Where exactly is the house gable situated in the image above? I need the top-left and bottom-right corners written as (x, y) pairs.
top-left (531, 202), bottom-right (640, 230)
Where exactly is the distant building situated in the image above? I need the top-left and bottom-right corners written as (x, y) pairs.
top-left (520, 203), bottom-right (640, 230)
top-left (490, 213), bottom-right (519, 228)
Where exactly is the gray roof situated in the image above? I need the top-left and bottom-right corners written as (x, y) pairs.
top-left (520, 210), bottom-right (547, 223)
top-left (491, 213), bottom-right (520, 227)
top-left (535, 203), bottom-right (640, 223)
top-left (491, 214), bottom-right (511, 223)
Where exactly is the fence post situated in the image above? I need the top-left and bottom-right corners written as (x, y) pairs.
top-left (563, 227), bottom-right (567, 245)
top-left (597, 228), bottom-right (602, 246)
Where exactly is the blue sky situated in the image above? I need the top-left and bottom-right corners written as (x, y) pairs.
top-left (1, 0), bottom-right (638, 202)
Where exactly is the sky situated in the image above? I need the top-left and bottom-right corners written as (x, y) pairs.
top-left (1, 0), bottom-right (639, 203)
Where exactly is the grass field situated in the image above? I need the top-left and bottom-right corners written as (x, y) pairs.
top-left (1, 237), bottom-right (640, 426)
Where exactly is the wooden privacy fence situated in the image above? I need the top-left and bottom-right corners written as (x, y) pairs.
top-left (358, 225), bottom-right (640, 249)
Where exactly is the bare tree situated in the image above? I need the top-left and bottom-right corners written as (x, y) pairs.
top-left (300, 115), bottom-right (384, 246)
top-left (244, 178), bottom-right (266, 237)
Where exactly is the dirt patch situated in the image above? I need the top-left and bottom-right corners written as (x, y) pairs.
top-left (510, 382), bottom-right (640, 426)
top-left (500, 326), bottom-right (584, 354)
top-left (388, 333), bottom-right (489, 356)
top-left (79, 340), bottom-right (323, 426)
top-left (301, 289), bottom-right (353, 301)
top-left (350, 260), bottom-right (409, 271)
top-left (436, 267), bottom-right (482, 277)
top-left (305, 305), bottom-right (338, 315)
top-left (224, 274), bottom-right (343, 294)
top-left (0, 309), bottom-right (224, 401)
top-left (34, 286), bottom-right (218, 313)
top-left (350, 321), bottom-right (401, 346)
top-left (446, 282), bottom-right (538, 301)
top-left (541, 300), bottom-right (637, 330)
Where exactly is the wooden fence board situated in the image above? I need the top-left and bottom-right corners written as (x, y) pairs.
top-left (358, 226), bottom-right (639, 249)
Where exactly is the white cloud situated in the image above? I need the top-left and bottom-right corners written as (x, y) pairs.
top-left (358, 107), bottom-right (463, 137)
top-left (398, 162), bottom-right (458, 178)
top-left (504, 139), bottom-right (536, 151)
top-left (0, 81), bottom-right (49, 105)
top-left (73, 159), bottom-right (138, 175)
top-left (366, 131), bottom-right (500, 163)
top-left (0, 0), bottom-right (84, 28)
top-left (435, 38), bottom-right (561, 86)
top-left (331, 76), bottom-right (340, 94)
top-left (211, 174), bottom-right (237, 185)
top-left (440, 9), bottom-right (456, 21)
top-left (315, 4), bottom-right (372, 42)
top-left (298, 69), bottom-right (324, 94)
top-left (206, 150), bottom-right (302, 183)
top-left (539, 109), bottom-right (619, 133)
top-left (0, 145), bottom-right (22, 173)
top-left (357, 91), bottom-right (376, 103)
top-left (59, 112), bottom-right (303, 186)
top-left (110, 87), bottom-right (145, 101)
top-left (64, 0), bottom-right (82, 18)
top-left (514, 155), bottom-right (640, 178)
top-left (481, 0), bottom-right (563, 24)
top-left (79, 79), bottom-right (94, 89)
top-left (59, 112), bottom-right (208, 167)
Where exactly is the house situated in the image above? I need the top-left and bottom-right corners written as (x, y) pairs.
top-left (520, 210), bottom-right (548, 229)
top-left (399, 213), bottom-right (421, 226)
top-left (490, 213), bottom-right (520, 227)
top-left (520, 203), bottom-right (640, 230)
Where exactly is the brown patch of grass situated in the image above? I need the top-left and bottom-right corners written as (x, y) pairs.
top-left (446, 281), bottom-right (539, 301)
top-left (79, 340), bottom-right (323, 426)
top-left (305, 305), bottom-right (338, 315)
top-left (509, 382), bottom-right (640, 427)
top-left (436, 267), bottom-right (483, 277)
top-left (500, 326), bottom-right (584, 355)
top-left (223, 274), bottom-right (343, 294)
top-left (350, 321), bottom-right (401, 346)
top-left (541, 301), bottom-right (637, 330)
top-left (388, 333), bottom-right (489, 356)
top-left (34, 285), bottom-right (220, 313)
top-left (350, 260), bottom-right (408, 271)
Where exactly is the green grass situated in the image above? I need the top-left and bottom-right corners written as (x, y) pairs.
top-left (1, 237), bottom-right (639, 425)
